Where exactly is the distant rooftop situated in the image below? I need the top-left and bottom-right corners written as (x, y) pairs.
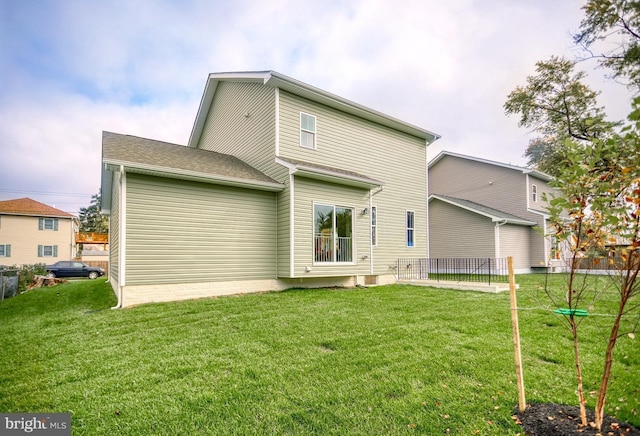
top-left (0, 197), bottom-right (75, 218)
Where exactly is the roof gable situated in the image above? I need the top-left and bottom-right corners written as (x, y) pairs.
top-left (0, 198), bottom-right (75, 218)
top-left (188, 71), bottom-right (441, 148)
top-left (429, 151), bottom-right (553, 182)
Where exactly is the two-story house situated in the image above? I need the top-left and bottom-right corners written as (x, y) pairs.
top-left (0, 198), bottom-right (78, 266)
top-left (427, 151), bottom-right (558, 273)
top-left (101, 71), bottom-right (440, 307)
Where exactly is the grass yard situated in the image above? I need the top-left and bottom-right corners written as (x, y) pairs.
top-left (0, 275), bottom-right (638, 435)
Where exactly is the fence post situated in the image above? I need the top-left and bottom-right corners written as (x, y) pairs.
top-left (488, 258), bottom-right (492, 285)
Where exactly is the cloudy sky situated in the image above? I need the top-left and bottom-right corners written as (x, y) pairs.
top-left (0, 0), bottom-right (634, 214)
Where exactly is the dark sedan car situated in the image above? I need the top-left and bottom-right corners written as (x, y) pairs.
top-left (46, 261), bottom-right (105, 279)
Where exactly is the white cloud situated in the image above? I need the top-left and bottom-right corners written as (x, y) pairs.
top-left (0, 0), bottom-right (635, 213)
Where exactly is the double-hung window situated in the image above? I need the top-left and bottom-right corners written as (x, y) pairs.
top-left (314, 204), bottom-right (353, 263)
top-left (406, 211), bottom-right (415, 247)
top-left (300, 112), bottom-right (316, 149)
top-left (532, 184), bottom-right (538, 202)
top-left (0, 244), bottom-right (10, 257)
top-left (39, 217), bottom-right (58, 231)
top-left (38, 245), bottom-right (58, 257)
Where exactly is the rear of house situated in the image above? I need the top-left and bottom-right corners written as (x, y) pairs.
top-left (102, 71), bottom-right (440, 307)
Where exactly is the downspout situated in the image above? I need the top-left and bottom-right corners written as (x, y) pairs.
top-left (369, 186), bottom-right (384, 275)
top-left (494, 219), bottom-right (508, 259)
top-left (111, 166), bottom-right (126, 309)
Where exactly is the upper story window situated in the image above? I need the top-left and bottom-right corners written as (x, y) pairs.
top-left (532, 184), bottom-right (538, 202)
top-left (39, 217), bottom-right (59, 231)
top-left (407, 211), bottom-right (415, 247)
top-left (300, 112), bottom-right (316, 149)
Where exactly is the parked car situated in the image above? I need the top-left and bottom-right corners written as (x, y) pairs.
top-left (46, 261), bottom-right (105, 279)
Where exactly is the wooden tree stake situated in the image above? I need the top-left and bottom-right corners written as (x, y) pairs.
top-left (509, 256), bottom-right (526, 412)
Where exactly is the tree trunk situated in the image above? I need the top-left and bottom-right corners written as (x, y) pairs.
top-left (594, 296), bottom-right (627, 430)
top-left (571, 318), bottom-right (588, 427)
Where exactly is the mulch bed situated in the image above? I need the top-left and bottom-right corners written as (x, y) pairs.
top-left (517, 403), bottom-right (640, 435)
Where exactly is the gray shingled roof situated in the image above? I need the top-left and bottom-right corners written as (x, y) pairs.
top-left (429, 194), bottom-right (537, 226)
top-left (102, 131), bottom-right (282, 190)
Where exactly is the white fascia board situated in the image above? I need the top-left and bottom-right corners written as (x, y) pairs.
top-left (275, 157), bottom-right (383, 189)
top-left (266, 71), bottom-right (440, 142)
top-left (103, 159), bottom-right (284, 192)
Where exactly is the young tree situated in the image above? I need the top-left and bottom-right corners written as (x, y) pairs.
top-left (545, 98), bottom-right (640, 431)
top-left (79, 191), bottom-right (109, 233)
top-left (574, 0), bottom-right (640, 90)
top-left (504, 56), bottom-right (617, 176)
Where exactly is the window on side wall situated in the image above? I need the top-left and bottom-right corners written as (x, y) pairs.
top-left (38, 245), bottom-right (58, 257)
top-left (0, 244), bottom-right (10, 257)
top-left (300, 112), bottom-right (316, 149)
top-left (39, 217), bottom-right (58, 231)
top-left (371, 206), bottom-right (377, 247)
top-left (406, 211), bottom-right (415, 247)
top-left (532, 184), bottom-right (538, 202)
top-left (314, 204), bottom-right (353, 263)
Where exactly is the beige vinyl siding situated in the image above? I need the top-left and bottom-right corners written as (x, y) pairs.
top-left (498, 224), bottom-right (531, 270)
top-left (197, 81), bottom-right (283, 180)
top-left (428, 200), bottom-right (495, 258)
top-left (124, 173), bottom-right (277, 285)
top-left (293, 177), bottom-right (370, 277)
top-left (0, 215), bottom-right (74, 265)
top-left (109, 171), bottom-right (120, 283)
top-left (278, 90), bottom-right (428, 274)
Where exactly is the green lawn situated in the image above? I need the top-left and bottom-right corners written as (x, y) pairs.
top-left (0, 275), bottom-right (638, 435)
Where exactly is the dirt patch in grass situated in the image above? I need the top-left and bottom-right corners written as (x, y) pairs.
top-left (517, 403), bottom-right (640, 435)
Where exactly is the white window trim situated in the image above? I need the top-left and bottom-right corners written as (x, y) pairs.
top-left (300, 112), bottom-right (317, 150)
top-left (371, 206), bottom-right (378, 247)
top-left (406, 210), bottom-right (415, 248)
top-left (312, 202), bottom-right (356, 265)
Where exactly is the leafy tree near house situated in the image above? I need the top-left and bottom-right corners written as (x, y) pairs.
top-left (543, 99), bottom-right (640, 430)
top-left (78, 191), bottom-right (108, 233)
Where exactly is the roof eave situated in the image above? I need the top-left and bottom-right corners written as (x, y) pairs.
top-left (103, 160), bottom-right (284, 192)
top-left (188, 71), bottom-right (441, 148)
top-left (276, 157), bottom-right (383, 189)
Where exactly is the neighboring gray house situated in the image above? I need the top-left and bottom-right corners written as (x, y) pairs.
top-left (101, 71), bottom-right (440, 307)
top-left (428, 151), bottom-right (558, 273)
